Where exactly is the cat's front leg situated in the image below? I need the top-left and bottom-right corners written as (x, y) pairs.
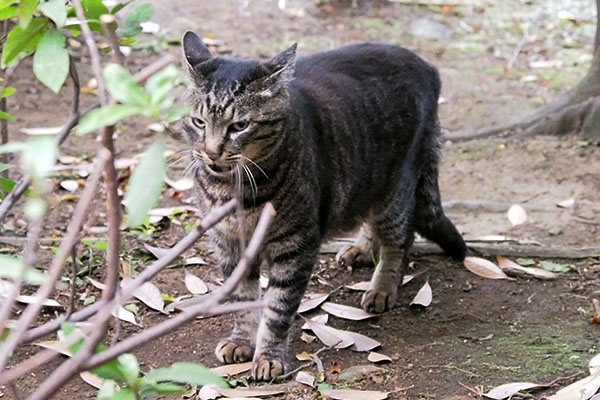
top-left (214, 256), bottom-right (261, 364)
top-left (252, 252), bottom-right (315, 380)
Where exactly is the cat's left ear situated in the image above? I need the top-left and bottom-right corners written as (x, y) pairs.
top-left (260, 43), bottom-right (297, 85)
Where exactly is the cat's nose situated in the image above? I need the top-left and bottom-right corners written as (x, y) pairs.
top-left (204, 150), bottom-right (221, 162)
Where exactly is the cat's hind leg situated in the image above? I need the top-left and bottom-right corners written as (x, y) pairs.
top-left (335, 223), bottom-right (379, 268)
top-left (215, 252), bottom-right (261, 364)
top-left (362, 196), bottom-right (415, 313)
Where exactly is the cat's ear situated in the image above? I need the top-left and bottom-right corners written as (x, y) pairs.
top-left (264, 43), bottom-right (297, 78)
top-left (182, 31), bottom-right (213, 70)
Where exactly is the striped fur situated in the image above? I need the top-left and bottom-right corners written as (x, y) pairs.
top-left (181, 31), bottom-right (467, 380)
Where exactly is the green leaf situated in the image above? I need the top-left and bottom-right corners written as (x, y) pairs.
top-left (0, 6), bottom-right (18, 20)
top-left (0, 87), bottom-right (16, 98)
top-left (117, 354), bottom-right (139, 386)
top-left (0, 255), bottom-right (45, 284)
top-left (110, 1), bottom-right (132, 15)
top-left (59, 322), bottom-right (86, 354)
top-left (140, 382), bottom-right (185, 397)
top-left (539, 261), bottom-right (572, 273)
top-left (0, 177), bottom-right (33, 197)
top-left (97, 380), bottom-right (119, 400)
top-left (80, 0), bottom-right (108, 20)
top-left (0, 110), bottom-right (15, 121)
top-left (18, 0), bottom-right (38, 28)
top-left (125, 137), bottom-right (166, 227)
top-left (109, 388), bottom-right (136, 400)
top-left (0, 163), bottom-right (11, 173)
top-left (1, 18), bottom-right (48, 68)
top-left (103, 63), bottom-right (151, 107)
top-left (93, 359), bottom-right (126, 382)
top-left (33, 30), bottom-right (69, 93)
top-left (0, 0), bottom-right (18, 10)
top-left (76, 104), bottom-right (145, 135)
top-left (117, 3), bottom-right (153, 38)
top-left (144, 362), bottom-right (228, 388)
top-left (38, 0), bottom-right (67, 27)
top-left (162, 106), bottom-right (189, 124)
top-left (516, 258), bottom-right (535, 266)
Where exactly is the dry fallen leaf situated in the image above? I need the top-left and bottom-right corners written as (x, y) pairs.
top-left (497, 256), bottom-right (557, 280)
top-left (60, 180), bottom-right (79, 193)
top-left (507, 204), bottom-right (527, 227)
top-left (329, 361), bottom-right (341, 374)
top-left (556, 198), bottom-right (575, 208)
top-left (297, 293), bottom-right (329, 313)
top-left (302, 314), bottom-right (329, 329)
top-left (185, 273), bottom-right (209, 295)
top-left (464, 257), bottom-right (511, 280)
top-left (345, 281), bottom-right (370, 291)
top-left (320, 302), bottom-right (379, 320)
top-left (484, 382), bottom-right (543, 399)
top-left (210, 361), bottom-right (252, 377)
top-left (300, 331), bottom-right (317, 343)
top-left (592, 300), bottom-right (600, 324)
top-left (148, 205), bottom-right (199, 217)
top-left (185, 257), bottom-right (207, 265)
top-left (34, 340), bottom-right (74, 357)
top-left (164, 176), bottom-right (194, 192)
top-left (79, 371), bottom-right (103, 389)
top-left (218, 386), bottom-right (287, 398)
top-left (549, 372), bottom-right (600, 400)
top-left (346, 330), bottom-right (381, 352)
top-left (296, 371), bottom-right (316, 387)
top-left (296, 351), bottom-right (313, 361)
top-left (368, 352), bottom-right (392, 363)
top-left (410, 281), bottom-right (432, 307)
top-left (132, 281), bottom-right (164, 312)
top-left (143, 244), bottom-right (170, 259)
top-left (112, 305), bottom-right (139, 326)
top-left (303, 319), bottom-right (354, 349)
top-left (320, 389), bottom-right (388, 400)
top-left (15, 295), bottom-right (62, 307)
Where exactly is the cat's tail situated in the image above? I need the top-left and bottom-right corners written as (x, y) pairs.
top-left (413, 130), bottom-right (467, 261)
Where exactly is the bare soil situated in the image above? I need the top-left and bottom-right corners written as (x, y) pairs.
top-left (2, 0), bottom-right (600, 399)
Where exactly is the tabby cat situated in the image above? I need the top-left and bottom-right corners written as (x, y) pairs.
top-left (181, 31), bottom-right (467, 380)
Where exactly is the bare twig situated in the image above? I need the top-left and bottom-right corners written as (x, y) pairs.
top-left (279, 345), bottom-right (334, 379)
top-left (100, 14), bottom-right (126, 66)
top-left (1, 200), bottom-right (237, 384)
top-left (65, 246), bottom-right (79, 318)
top-left (0, 151), bottom-right (109, 372)
top-left (0, 217), bottom-right (42, 335)
top-left (27, 203), bottom-right (274, 400)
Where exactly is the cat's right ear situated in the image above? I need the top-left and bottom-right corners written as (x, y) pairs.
top-left (182, 31), bottom-right (213, 70)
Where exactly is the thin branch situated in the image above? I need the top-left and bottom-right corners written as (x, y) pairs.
top-left (0, 151), bottom-right (109, 372)
top-left (595, 0), bottom-right (600, 54)
top-left (100, 14), bottom-right (126, 66)
top-left (27, 202), bottom-right (274, 400)
top-left (1, 200), bottom-right (237, 384)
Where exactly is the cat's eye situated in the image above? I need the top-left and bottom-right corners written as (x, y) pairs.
top-left (191, 117), bottom-right (205, 129)
top-left (230, 121), bottom-right (250, 132)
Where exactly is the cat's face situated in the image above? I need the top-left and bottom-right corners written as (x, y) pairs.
top-left (182, 31), bottom-right (296, 175)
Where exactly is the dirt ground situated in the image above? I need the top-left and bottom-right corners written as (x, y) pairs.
top-left (2, 0), bottom-right (600, 399)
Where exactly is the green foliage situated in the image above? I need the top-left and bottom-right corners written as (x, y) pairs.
top-left (77, 104), bottom-right (142, 135)
top-left (144, 363), bottom-right (228, 388)
top-left (104, 63), bottom-right (151, 106)
top-left (18, 0), bottom-right (37, 28)
top-left (0, 254), bottom-right (45, 284)
top-left (124, 137), bottom-right (165, 227)
top-left (1, 17), bottom-right (47, 68)
top-left (38, 0), bottom-right (66, 27)
top-left (118, 3), bottom-right (153, 38)
top-left (33, 29), bottom-right (69, 93)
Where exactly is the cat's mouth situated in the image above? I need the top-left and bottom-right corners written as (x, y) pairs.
top-left (206, 162), bottom-right (234, 175)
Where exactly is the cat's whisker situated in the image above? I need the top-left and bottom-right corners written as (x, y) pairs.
top-left (240, 155), bottom-right (268, 179)
top-left (241, 163), bottom-right (257, 200)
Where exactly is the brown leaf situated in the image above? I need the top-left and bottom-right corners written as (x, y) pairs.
top-left (79, 371), bottom-right (104, 389)
top-left (300, 332), bottom-right (317, 343)
top-left (320, 302), bottom-right (379, 320)
top-left (296, 351), bottom-right (313, 361)
top-left (15, 295), bottom-right (62, 308)
top-left (297, 293), bottom-right (329, 313)
top-left (132, 281), bottom-right (164, 312)
top-left (464, 257), bottom-right (511, 280)
top-left (329, 361), bottom-right (341, 374)
top-left (143, 244), bottom-right (170, 259)
top-left (302, 314), bottom-right (329, 329)
top-left (497, 255), bottom-right (557, 280)
top-left (320, 389), bottom-right (389, 400)
top-left (368, 352), bottom-right (392, 363)
top-left (345, 281), bottom-right (370, 291)
top-left (210, 361), bottom-right (252, 377)
top-left (410, 281), bottom-right (432, 307)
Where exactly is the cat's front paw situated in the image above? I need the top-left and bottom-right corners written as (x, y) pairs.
top-left (361, 288), bottom-right (397, 313)
top-left (336, 245), bottom-right (372, 268)
top-left (215, 339), bottom-right (254, 364)
top-left (252, 356), bottom-right (285, 381)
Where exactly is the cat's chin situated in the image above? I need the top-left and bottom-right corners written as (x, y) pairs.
top-left (205, 163), bottom-right (235, 177)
